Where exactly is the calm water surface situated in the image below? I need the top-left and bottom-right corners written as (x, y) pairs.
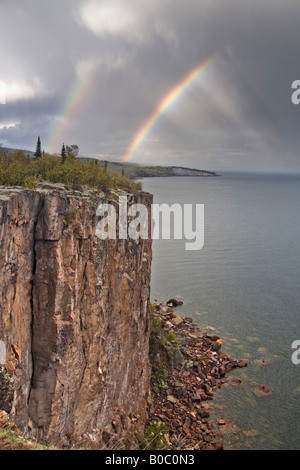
top-left (143, 173), bottom-right (300, 450)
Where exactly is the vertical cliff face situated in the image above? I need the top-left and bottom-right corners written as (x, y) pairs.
top-left (0, 183), bottom-right (153, 448)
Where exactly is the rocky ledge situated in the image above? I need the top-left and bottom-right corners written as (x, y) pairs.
top-left (148, 299), bottom-right (247, 450)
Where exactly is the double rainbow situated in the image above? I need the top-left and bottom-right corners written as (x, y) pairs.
top-left (46, 55), bottom-right (215, 158)
top-left (122, 55), bottom-right (215, 162)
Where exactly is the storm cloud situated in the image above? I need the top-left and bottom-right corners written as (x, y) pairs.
top-left (1, 0), bottom-right (300, 172)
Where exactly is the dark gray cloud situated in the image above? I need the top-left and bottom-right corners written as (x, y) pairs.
top-left (0, 0), bottom-right (300, 172)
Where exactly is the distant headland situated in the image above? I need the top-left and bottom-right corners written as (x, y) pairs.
top-left (91, 161), bottom-right (221, 179)
top-left (0, 146), bottom-right (220, 178)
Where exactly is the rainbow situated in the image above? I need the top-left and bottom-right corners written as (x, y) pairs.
top-left (46, 72), bottom-right (95, 154)
top-left (122, 55), bottom-right (215, 162)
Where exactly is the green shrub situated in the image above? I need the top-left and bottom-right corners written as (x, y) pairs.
top-left (163, 331), bottom-right (180, 344)
top-left (0, 150), bottom-right (140, 193)
top-left (149, 317), bottom-right (162, 362)
top-left (23, 175), bottom-right (38, 189)
top-left (140, 420), bottom-right (169, 450)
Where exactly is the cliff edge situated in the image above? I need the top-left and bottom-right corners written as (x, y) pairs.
top-left (0, 183), bottom-right (153, 449)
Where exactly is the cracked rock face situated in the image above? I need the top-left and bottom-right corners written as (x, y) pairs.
top-left (0, 184), bottom-right (153, 448)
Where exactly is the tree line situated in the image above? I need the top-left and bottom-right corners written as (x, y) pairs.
top-left (0, 137), bottom-right (142, 192)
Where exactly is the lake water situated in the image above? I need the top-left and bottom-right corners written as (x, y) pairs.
top-left (142, 173), bottom-right (300, 450)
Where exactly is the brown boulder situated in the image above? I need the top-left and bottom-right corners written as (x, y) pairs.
top-left (237, 360), bottom-right (248, 368)
top-left (166, 298), bottom-right (183, 307)
top-left (231, 378), bottom-right (242, 386)
top-left (253, 383), bottom-right (272, 396)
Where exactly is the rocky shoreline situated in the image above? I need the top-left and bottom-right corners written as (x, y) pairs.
top-left (147, 299), bottom-right (248, 450)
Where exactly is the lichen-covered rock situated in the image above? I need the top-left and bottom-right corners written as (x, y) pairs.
top-left (0, 183), bottom-right (153, 448)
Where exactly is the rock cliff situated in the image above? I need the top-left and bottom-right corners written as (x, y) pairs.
top-left (0, 183), bottom-right (153, 448)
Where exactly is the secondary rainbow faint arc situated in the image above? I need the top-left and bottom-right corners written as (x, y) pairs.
top-left (46, 72), bottom-right (95, 154)
top-left (122, 55), bottom-right (215, 163)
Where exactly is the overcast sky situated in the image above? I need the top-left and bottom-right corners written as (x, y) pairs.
top-left (0, 0), bottom-right (300, 173)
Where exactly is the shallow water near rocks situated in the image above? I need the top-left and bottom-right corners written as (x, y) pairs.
top-left (143, 173), bottom-right (300, 450)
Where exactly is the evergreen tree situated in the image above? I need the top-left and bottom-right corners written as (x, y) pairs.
top-left (60, 143), bottom-right (66, 163)
top-left (34, 136), bottom-right (42, 159)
